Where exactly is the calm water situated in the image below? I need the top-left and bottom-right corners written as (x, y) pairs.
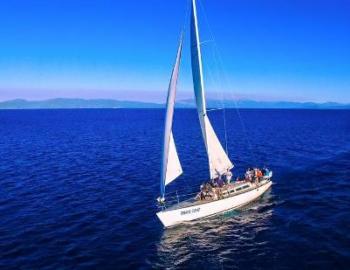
top-left (0, 109), bottom-right (349, 269)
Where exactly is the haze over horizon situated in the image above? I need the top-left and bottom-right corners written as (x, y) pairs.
top-left (1, 0), bottom-right (349, 103)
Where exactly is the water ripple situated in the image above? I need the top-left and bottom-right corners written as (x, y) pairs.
top-left (0, 109), bottom-right (349, 269)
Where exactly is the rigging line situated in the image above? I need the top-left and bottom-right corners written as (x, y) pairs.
top-left (209, 44), bottom-right (230, 157)
top-left (200, 34), bottom-right (228, 157)
top-left (222, 94), bottom-right (229, 156)
top-left (197, 0), bottom-right (230, 157)
top-left (214, 46), bottom-right (258, 165)
top-left (211, 44), bottom-right (259, 165)
top-left (197, 0), bottom-right (258, 165)
top-left (205, 48), bottom-right (230, 157)
top-left (200, 40), bottom-right (214, 45)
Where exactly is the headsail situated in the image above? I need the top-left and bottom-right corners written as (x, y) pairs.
top-left (160, 35), bottom-right (184, 198)
top-left (190, 0), bottom-right (234, 179)
top-left (165, 132), bottom-right (182, 186)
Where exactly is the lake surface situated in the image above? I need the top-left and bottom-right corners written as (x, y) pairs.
top-left (0, 109), bottom-right (349, 269)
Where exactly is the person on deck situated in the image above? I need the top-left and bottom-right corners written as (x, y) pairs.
top-left (257, 169), bottom-right (263, 179)
top-left (217, 177), bottom-right (224, 187)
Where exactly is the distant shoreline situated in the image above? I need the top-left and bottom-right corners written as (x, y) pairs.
top-left (2, 108), bottom-right (350, 111)
top-left (0, 98), bottom-right (349, 110)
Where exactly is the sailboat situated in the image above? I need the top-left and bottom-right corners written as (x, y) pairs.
top-left (156, 0), bottom-right (273, 228)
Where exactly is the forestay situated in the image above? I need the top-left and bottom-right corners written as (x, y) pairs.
top-left (190, 0), bottom-right (233, 179)
top-left (160, 35), bottom-right (184, 198)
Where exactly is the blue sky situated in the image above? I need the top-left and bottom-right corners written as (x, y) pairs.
top-left (0, 0), bottom-right (349, 102)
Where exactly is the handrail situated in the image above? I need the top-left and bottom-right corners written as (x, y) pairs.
top-left (160, 179), bottom-right (272, 209)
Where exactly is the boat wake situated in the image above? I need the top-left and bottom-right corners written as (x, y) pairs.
top-left (153, 188), bottom-right (278, 268)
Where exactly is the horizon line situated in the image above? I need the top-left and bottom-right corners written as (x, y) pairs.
top-left (0, 97), bottom-right (349, 105)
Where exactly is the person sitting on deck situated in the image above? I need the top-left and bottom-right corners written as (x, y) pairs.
top-left (264, 168), bottom-right (271, 178)
top-left (217, 177), bottom-right (224, 187)
top-left (256, 169), bottom-right (263, 180)
top-left (198, 183), bottom-right (212, 201)
top-left (224, 170), bottom-right (233, 184)
top-left (245, 168), bottom-right (254, 182)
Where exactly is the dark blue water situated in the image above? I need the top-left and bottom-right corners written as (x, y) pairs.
top-left (0, 109), bottom-right (349, 269)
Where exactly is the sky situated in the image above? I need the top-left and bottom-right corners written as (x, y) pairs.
top-left (0, 0), bottom-right (349, 103)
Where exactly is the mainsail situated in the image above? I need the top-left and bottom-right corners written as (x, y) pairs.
top-left (160, 35), bottom-right (184, 198)
top-left (190, 0), bottom-right (234, 179)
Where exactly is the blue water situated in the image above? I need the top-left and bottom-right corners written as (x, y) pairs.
top-left (0, 109), bottom-right (349, 269)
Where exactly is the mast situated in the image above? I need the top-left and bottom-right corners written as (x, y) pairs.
top-left (160, 35), bottom-right (184, 199)
top-left (190, 0), bottom-right (234, 179)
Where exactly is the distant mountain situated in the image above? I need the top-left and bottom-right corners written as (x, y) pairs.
top-left (0, 98), bottom-right (349, 109)
top-left (232, 100), bottom-right (350, 109)
top-left (178, 99), bottom-right (350, 109)
top-left (0, 98), bottom-right (163, 109)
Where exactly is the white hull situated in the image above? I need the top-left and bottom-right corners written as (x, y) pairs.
top-left (157, 180), bottom-right (272, 228)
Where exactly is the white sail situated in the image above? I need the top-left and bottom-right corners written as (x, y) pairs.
top-left (190, 0), bottom-right (233, 179)
top-left (156, 0), bottom-right (274, 228)
top-left (165, 132), bottom-right (183, 185)
top-left (160, 35), bottom-right (184, 197)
